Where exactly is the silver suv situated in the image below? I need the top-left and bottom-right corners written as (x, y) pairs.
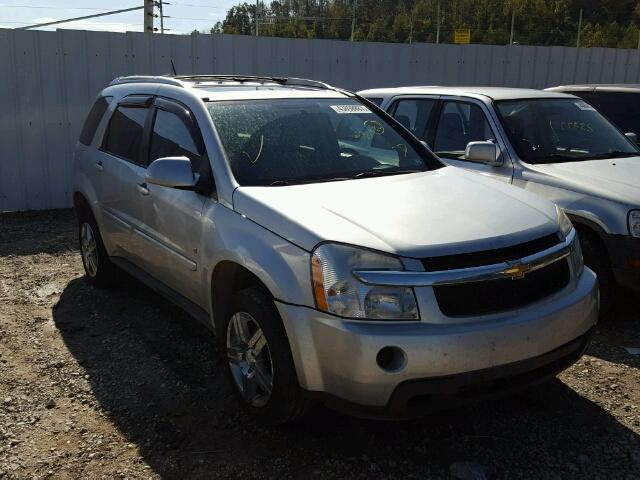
top-left (360, 86), bottom-right (640, 311)
top-left (73, 75), bottom-right (598, 423)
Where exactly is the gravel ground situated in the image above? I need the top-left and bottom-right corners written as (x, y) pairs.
top-left (1, 209), bottom-right (639, 479)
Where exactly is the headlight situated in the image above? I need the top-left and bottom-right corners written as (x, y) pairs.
top-left (556, 206), bottom-right (574, 239)
top-left (556, 207), bottom-right (582, 276)
top-left (629, 210), bottom-right (640, 238)
top-left (311, 243), bottom-right (419, 320)
top-left (570, 232), bottom-right (584, 277)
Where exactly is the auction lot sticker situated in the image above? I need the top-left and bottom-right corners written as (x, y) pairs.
top-left (330, 104), bottom-right (372, 114)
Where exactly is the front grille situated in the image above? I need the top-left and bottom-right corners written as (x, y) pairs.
top-left (421, 233), bottom-right (560, 271)
top-left (424, 234), bottom-right (570, 317)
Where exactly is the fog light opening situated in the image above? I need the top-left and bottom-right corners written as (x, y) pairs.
top-left (376, 346), bottom-right (407, 373)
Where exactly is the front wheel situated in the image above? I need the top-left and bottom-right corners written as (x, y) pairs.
top-left (220, 287), bottom-right (313, 424)
top-left (577, 227), bottom-right (616, 316)
top-left (77, 207), bottom-right (117, 288)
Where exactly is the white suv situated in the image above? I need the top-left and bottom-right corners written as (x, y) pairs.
top-left (73, 76), bottom-right (598, 423)
top-left (360, 86), bottom-right (640, 309)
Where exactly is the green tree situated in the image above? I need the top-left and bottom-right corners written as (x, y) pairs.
top-left (206, 0), bottom-right (640, 49)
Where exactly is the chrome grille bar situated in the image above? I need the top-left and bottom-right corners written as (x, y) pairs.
top-left (353, 230), bottom-right (575, 287)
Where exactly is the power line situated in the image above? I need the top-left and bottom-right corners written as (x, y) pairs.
top-left (15, 5), bottom-right (146, 30)
top-left (168, 17), bottom-right (220, 22)
top-left (167, 2), bottom-right (226, 8)
top-left (0, 4), bottom-right (136, 9)
top-left (1, 20), bottom-right (141, 26)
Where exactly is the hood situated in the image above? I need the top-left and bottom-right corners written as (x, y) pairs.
top-left (233, 167), bottom-right (560, 257)
top-left (527, 156), bottom-right (640, 206)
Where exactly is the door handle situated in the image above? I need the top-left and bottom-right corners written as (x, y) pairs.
top-left (95, 161), bottom-right (103, 172)
top-left (136, 182), bottom-right (149, 196)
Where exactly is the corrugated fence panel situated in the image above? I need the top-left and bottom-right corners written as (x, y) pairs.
top-left (38, 30), bottom-right (68, 209)
top-left (151, 33), bottom-right (175, 75)
top-left (0, 29), bottom-right (24, 211)
top-left (4, 28), bottom-right (640, 211)
top-left (60, 29), bottom-right (92, 205)
top-left (625, 50), bottom-right (640, 82)
top-left (14, 29), bottom-right (49, 210)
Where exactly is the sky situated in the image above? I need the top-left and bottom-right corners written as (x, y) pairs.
top-left (0, 1), bottom-right (239, 34)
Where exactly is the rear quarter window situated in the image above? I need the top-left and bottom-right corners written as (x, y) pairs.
top-left (79, 96), bottom-right (111, 146)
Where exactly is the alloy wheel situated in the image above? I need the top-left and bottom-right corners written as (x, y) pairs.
top-left (80, 222), bottom-right (99, 277)
top-left (226, 311), bottom-right (274, 407)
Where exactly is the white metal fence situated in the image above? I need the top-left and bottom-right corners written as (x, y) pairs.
top-left (2, 28), bottom-right (640, 212)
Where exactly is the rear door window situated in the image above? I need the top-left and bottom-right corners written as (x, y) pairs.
top-left (102, 105), bottom-right (149, 164)
top-left (392, 99), bottom-right (437, 141)
top-left (149, 108), bottom-right (204, 172)
top-left (79, 96), bottom-right (111, 146)
top-left (433, 101), bottom-right (496, 160)
top-left (150, 109), bottom-right (200, 161)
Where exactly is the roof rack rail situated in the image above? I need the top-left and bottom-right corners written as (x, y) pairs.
top-left (109, 75), bottom-right (184, 87)
top-left (108, 74), bottom-right (345, 94)
top-left (283, 77), bottom-right (333, 90)
top-left (173, 74), bottom-right (332, 90)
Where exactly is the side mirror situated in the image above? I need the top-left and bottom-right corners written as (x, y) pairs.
top-left (145, 156), bottom-right (198, 189)
top-left (464, 141), bottom-right (502, 166)
top-left (625, 132), bottom-right (638, 144)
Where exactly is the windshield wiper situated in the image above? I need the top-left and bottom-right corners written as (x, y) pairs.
top-left (530, 151), bottom-right (637, 164)
top-left (533, 154), bottom-right (578, 163)
top-left (585, 151), bottom-right (637, 160)
top-left (267, 170), bottom-right (422, 186)
top-left (268, 176), bottom-right (351, 186)
top-left (352, 169), bottom-right (422, 179)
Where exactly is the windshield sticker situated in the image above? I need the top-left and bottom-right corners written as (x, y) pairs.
top-left (330, 104), bottom-right (372, 114)
top-left (560, 121), bottom-right (594, 133)
top-left (575, 101), bottom-right (596, 111)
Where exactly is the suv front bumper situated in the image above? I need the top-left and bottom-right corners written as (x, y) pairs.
top-left (276, 268), bottom-right (598, 413)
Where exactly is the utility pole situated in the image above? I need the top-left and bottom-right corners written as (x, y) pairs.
top-left (576, 8), bottom-right (583, 48)
top-left (509, 8), bottom-right (515, 45)
top-left (350, 0), bottom-right (356, 41)
top-left (158, 0), bottom-right (165, 33)
top-left (436, 0), bottom-right (440, 44)
top-left (408, 9), bottom-right (413, 44)
top-left (144, 0), bottom-right (154, 32)
top-left (255, 0), bottom-right (259, 36)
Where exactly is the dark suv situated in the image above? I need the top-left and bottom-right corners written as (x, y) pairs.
top-left (547, 84), bottom-right (640, 140)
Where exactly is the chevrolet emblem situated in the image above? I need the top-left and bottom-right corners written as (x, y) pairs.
top-left (503, 262), bottom-right (532, 280)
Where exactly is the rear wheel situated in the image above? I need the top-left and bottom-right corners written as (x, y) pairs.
top-left (77, 206), bottom-right (117, 288)
top-left (577, 227), bottom-right (616, 315)
top-left (220, 287), bottom-right (313, 424)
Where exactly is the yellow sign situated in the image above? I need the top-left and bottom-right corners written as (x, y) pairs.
top-left (454, 28), bottom-right (471, 44)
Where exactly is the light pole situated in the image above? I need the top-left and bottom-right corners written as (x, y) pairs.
top-left (576, 8), bottom-right (583, 48)
top-left (436, 0), bottom-right (440, 44)
top-left (509, 8), bottom-right (515, 44)
top-left (350, 0), bottom-right (356, 41)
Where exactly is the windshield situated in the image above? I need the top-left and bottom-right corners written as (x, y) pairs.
top-left (207, 98), bottom-right (439, 186)
top-left (495, 98), bottom-right (639, 164)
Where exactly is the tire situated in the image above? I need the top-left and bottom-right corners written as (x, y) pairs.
top-left (76, 205), bottom-right (118, 288)
top-left (219, 286), bottom-right (313, 424)
top-left (577, 227), bottom-right (616, 316)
